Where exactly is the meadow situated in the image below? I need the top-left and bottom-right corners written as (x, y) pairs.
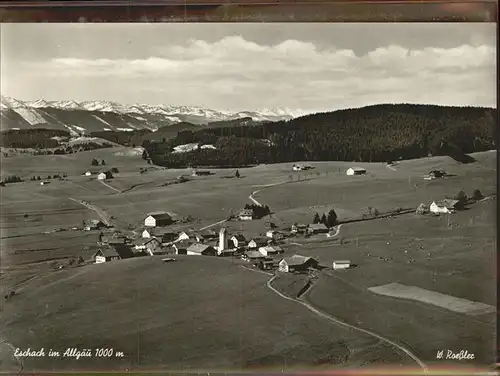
top-left (1, 256), bottom-right (405, 372)
top-left (0, 147), bottom-right (496, 370)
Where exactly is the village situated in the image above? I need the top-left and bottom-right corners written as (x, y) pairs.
top-left (85, 163), bottom-right (486, 277)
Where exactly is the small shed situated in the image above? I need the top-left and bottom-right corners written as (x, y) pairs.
top-left (346, 167), bottom-right (366, 176)
top-left (144, 211), bottom-right (172, 227)
top-left (84, 171), bottom-right (92, 176)
top-left (333, 260), bottom-right (351, 270)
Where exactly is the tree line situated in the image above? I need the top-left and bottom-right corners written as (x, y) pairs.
top-left (143, 104), bottom-right (496, 168)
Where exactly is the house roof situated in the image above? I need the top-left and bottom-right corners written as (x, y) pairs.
top-left (101, 248), bottom-right (121, 258)
top-left (173, 240), bottom-right (193, 249)
top-left (90, 219), bottom-right (104, 225)
top-left (110, 244), bottom-right (134, 258)
top-left (349, 167), bottom-right (366, 172)
top-left (259, 246), bottom-right (283, 253)
top-left (334, 260), bottom-right (351, 264)
top-left (239, 209), bottom-right (254, 216)
top-left (249, 237), bottom-right (269, 246)
top-left (187, 243), bottom-right (213, 253)
top-left (231, 234), bottom-right (247, 241)
top-left (281, 255), bottom-right (317, 266)
top-left (146, 211), bottom-right (172, 220)
top-left (245, 250), bottom-right (265, 258)
top-left (144, 237), bottom-right (161, 245)
top-left (434, 199), bottom-right (459, 209)
top-left (309, 223), bottom-right (328, 231)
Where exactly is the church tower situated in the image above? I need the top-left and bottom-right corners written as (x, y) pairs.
top-left (218, 227), bottom-right (228, 252)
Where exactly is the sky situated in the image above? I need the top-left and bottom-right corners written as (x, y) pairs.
top-left (0, 23), bottom-right (496, 113)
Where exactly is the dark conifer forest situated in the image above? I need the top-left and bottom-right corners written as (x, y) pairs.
top-left (143, 104), bottom-right (497, 168)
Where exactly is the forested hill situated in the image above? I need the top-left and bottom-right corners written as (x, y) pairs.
top-left (144, 103), bottom-right (496, 168)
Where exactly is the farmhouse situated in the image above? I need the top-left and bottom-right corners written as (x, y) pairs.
top-left (308, 223), bottom-right (329, 234)
top-left (143, 237), bottom-right (164, 256)
top-left (144, 211), bottom-right (172, 227)
top-left (100, 235), bottom-right (128, 246)
top-left (346, 167), bottom-right (366, 176)
top-left (430, 199), bottom-right (460, 214)
top-left (85, 219), bottom-right (107, 231)
top-left (258, 245), bottom-right (284, 257)
top-left (178, 230), bottom-right (204, 243)
top-left (172, 240), bottom-right (193, 255)
top-left (94, 248), bottom-right (121, 264)
top-left (238, 209), bottom-right (254, 221)
top-left (248, 237), bottom-right (270, 249)
top-left (333, 260), bottom-right (351, 270)
top-left (230, 234), bottom-right (247, 249)
top-left (186, 243), bottom-right (217, 256)
top-left (84, 170), bottom-right (92, 176)
top-left (278, 255), bottom-right (319, 273)
top-left (242, 250), bottom-right (266, 261)
top-left (40, 181), bottom-right (50, 186)
top-left (97, 171), bottom-right (113, 180)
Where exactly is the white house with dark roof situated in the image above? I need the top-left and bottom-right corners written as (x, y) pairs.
top-left (248, 237), bottom-right (270, 249)
top-left (230, 234), bottom-right (247, 249)
top-left (144, 211), bottom-right (172, 227)
top-left (238, 209), bottom-right (254, 221)
top-left (430, 199), bottom-right (460, 214)
top-left (258, 245), bottom-right (284, 257)
top-left (94, 248), bottom-right (121, 263)
top-left (346, 167), bottom-right (366, 176)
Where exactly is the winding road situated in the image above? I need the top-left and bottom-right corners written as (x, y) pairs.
top-left (265, 274), bottom-right (428, 373)
top-left (69, 197), bottom-right (112, 227)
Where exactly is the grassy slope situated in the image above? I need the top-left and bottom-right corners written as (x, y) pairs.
top-left (1, 256), bottom-right (395, 372)
top-left (0, 148), bottom-right (496, 369)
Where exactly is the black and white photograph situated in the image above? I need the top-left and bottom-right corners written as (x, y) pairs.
top-left (0, 23), bottom-right (496, 373)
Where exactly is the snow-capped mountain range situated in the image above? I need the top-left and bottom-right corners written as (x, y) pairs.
top-left (1, 96), bottom-right (308, 135)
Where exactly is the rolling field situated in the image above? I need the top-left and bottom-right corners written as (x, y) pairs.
top-left (0, 147), bottom-right (496, 370)
top-left (0, 256), bottom-right (406, 372)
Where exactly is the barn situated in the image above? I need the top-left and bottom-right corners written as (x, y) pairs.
top-left (346, 167), bottom-right (366, 176)
top-left (186, 243), bottom-right (216, 256)
top-left (144, 211), bottom-right (172, 227)
top-left (94, 248), bottom-right (121, 264)
top-left (278, 255), bottom-right (319, 273)
top-left (248, 237), bottom-right (270, 249)
top-left (172, 240), bottom-right (193, 255)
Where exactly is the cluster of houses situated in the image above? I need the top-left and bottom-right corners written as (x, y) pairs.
top-left (92, 214), bottom-right (350, 272)
top-left (416, 199), bottom-right (461, 215)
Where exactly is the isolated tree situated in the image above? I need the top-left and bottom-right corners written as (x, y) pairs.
top-left (313, 212), bottom-right (320, 224)
top-left (472, 189), bottom-right (483, 201)
top-left (235, 170), bottom-right (240, 178)
top-left (91, 158), bottom-right (99, 166)
top-left (101, 160), bottom-right (106, 166)
top-left (367, 206), bottom-right (373, 215)
top-left (373, 208), bottom-right (380, 217)
top-left (327, 209), bottom-right (338, 227)
top-left (37, 176), bottom-right (41, 180)
top-left (47, 175), bottom-right (52, 180)
top-left (320, 213), bottom-right (327, 225)
top-left (111, 167), bottom-right (119, 173)
top-left (142, 149), bottom-right (148, 160)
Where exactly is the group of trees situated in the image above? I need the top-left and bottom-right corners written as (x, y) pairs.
top-left (3, 175), bottom-right (23, 184)
top-left (0, 129), bottom-right (69, 149)
top-left (143, 104), bottom-right (496, 168)
top-left (312, 209), bottom-right (338, 227)
top-left (91, 158), bottom-right (106, 166)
